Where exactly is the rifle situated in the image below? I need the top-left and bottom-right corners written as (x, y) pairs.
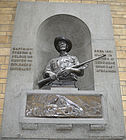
top-left (38, 54), bottom-right (106, 88)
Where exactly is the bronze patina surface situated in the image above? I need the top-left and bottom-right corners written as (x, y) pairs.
top-left (25, 94), bottom-right (102, 118)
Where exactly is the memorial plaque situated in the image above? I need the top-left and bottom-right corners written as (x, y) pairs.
top-left (1, 2), bottom-right (125, 140)
top-left (25, 94), bottom-right (102, 118)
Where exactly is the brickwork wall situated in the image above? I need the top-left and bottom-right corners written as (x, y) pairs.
top-left (0, 0), bottom-right (126, 132)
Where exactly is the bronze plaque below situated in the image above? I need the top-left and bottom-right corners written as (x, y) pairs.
top-left (25, 94), bottom-right (102, 118)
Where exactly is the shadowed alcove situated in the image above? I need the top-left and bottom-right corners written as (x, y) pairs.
top-left (33, 14), bottom-right (94, 90)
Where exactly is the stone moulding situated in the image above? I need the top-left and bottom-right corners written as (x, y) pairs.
top-left (19, 89), bottom-right (107, 125)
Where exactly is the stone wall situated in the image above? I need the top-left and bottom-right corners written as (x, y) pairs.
top-left (0, 0), bottom-right (126, 132)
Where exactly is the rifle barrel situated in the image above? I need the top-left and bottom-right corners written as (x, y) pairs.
top-left (72, 54), bottom-right (106, 68)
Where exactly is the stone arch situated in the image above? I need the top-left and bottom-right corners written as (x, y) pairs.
top-left (33, 14), bottom-right (94, 90)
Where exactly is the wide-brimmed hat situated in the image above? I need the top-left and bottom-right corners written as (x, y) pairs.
top-left (54, 37), bottom-right (72, 52)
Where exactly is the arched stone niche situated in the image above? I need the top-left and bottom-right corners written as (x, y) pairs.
top-left (33, 14), bottom-right (94, 90)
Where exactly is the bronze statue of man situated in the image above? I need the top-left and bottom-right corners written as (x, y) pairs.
top-left (40, 36), bottom-right (88, 88)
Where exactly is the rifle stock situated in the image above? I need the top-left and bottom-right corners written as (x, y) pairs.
top-left (38, 77), bottom-right (53, 89)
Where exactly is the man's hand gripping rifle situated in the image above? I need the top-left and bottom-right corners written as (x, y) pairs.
top-left (38, 54), bottom-right (106, 88)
